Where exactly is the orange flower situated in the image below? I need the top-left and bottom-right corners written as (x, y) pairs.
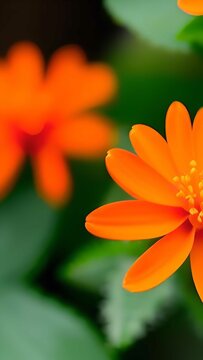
top-left (86, 101), bottom-right (203, 301)
top-left (178, 0), bottom-right (203, 15)
top-left (0, 42), bottom-right (116, 205)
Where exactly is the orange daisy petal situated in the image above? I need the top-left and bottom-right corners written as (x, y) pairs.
top-left (190, 230), bottom-right (203, 301)
top-left (106, 149), bottom-right (181, 207)
top-left (166, 101), bottom-right (194, 174)
top-left (192, 108), bottom-right (203, 171)
top-left (130, 124), bottom-right (176, 181)
top-left (178, 0), bottom-right (203, 15)
top-left (4, 43), bottom-right (48, 134)
top-left (47, 46), bottom-right (86, 79)
top-left (57, 113), bottom-right (116, 158)
top-left (32, 146), bottom-right (72, 206)
top-left (7, 42), bottom-right (44, 90)
top-left (46, 46), bottom-right (117, 115)
top-left (0, 138), bottom-right (24, 197)
top-left (0, 62), bottom-right (10, 109)
top-left (85, 200), bottom-right (188, 240)
top-left (123, 221), bottom-right (194, 292)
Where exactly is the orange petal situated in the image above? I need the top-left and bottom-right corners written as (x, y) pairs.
top-left (192, 108), bottom-right (203, 171)
top-left (32, 146), bottom-right (72, 206)
top-left (130, 124), bottom-right (176, 181)
top-left (7, 42), bottom-right (44, 90)
top-left (4, 43), bottom-right (48, 134)
top-left (47, 46), bottom-right (86, 79)
top-left (57, 113), bottom-right (116, 158)
top-left (166, 101), bottom-right (193, 174)
top-left (178, 0), bottom-right (203, 15)
top-left (46, 46), bottom-right (117, 115)
top-left (106, 149), bottom-right (181, 207)
top-left (85, 200), bottom-right (188, 240)
top-left (123, 221), bottom-right (194, 292)
top-left (0, 62), bottom-right (10, 110)
top-left (190, 230), bottom-right (203, 301)
top-left (0, 136), bottom-right (24, 197)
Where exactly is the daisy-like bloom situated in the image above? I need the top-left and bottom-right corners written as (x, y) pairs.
top-left (86, 101), bottom-right (203, 301)
top-left (0, 42), bottom-right (116, 205)
top-left (178, 0), bottom-right (203, 15)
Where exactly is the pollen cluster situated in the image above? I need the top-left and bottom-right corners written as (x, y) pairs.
top-left (173, 160), bottom-right (203, 228)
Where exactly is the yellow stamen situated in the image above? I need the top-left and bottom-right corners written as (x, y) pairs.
top-left (188, 198), bottom-right (195, 206)
top-left (198, 181), bottom-right (203, 190)
top-left (198, 211), bottom-right (203, 223)
top-left (190, 160), bottom-right (197, 167)
top-left (172, 160), bottom-right (203, 215)
top-left (190, 167), bottom-right (197, 175)
top-left (186, 194), bottom-right (196, 199)
top-left (186, 193), bottom-right (196, 206)
top-left (188, 185), bottom-right (194, 193)
top-left (181, 176), bottom-right (186, 184)
top-left (189, 208), bottom-right (199, 215)
top-left (185, 175), bottom-right (191, 183)
top-left (176, 190), bottom-right (185, 198)
top-left (172, 176), bottom-right (180, 183)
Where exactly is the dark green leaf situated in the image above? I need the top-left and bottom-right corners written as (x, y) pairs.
top-left (0, 187), bottom-right (58, 280)
top-left (178, 17), bottom-right (203, 46)
top-left (104, 0), bottom-right (190, 50)
top-left (105, 39), bottom-right (203, 133)
top-left (101, 257), bottom-right (177, 348)
top-left (0, 286), bottom-right (112, 360)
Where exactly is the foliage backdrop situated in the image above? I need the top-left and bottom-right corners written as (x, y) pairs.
top-left (1, 1), bottom-right (203, 359)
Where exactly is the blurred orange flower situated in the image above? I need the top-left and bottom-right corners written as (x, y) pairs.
top-left (0, 42), bottom-right (116, 205)
top-left (86, 101), bottom-right (203, 301)
top-left (178, 0), bottom-right (203, 15)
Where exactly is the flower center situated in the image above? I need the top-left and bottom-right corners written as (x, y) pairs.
top-left (16, 122), bottom-right (54, 155)
top-left (173, 160), bottom-right (203, 229)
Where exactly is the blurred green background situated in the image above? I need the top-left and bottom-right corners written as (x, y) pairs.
top-left (1, 0), bottom-right (203, 359)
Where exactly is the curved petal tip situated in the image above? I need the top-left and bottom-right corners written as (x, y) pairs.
top-left (178, 0), bottom-right (203, 15)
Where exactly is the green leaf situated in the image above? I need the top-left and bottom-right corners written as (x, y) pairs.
top-left (178, 17), bottom-right (203, 46)
top-left (177, 264), bottom-right (203, 336)
top-left (105, 39), bottom-right (203, 132)
top-left (185, 290), bottom-right (203, 335)
top-left (0, 286), bottom-right (111, 360)
top-left (101, 257), bottom-right (177, 348)
top-left (0, 187), bottom-right (58, 281)
top-left (64, 241), bottom-right (150, 292)
top-left (104, 0), bottom-right (191, 50)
